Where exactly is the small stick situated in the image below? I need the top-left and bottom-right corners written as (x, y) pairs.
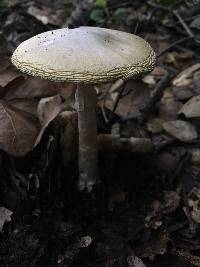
top-left (98, 134), bottom-right (153, 153)
top-left (140, 68), bottom-right (176, 123)
top-left (108, 81), bottom-right (127, 123)
top-left (157, 36), bottom-right (192, 58)
top-left (172, 10), bottom-right (194, 38)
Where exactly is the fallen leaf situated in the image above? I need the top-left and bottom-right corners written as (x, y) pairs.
top-left (146, 191), bottom-right (181, 222)
top-left (127, 255), bottom-right (146, 267)
top-left (104, 79), bottom-right (150, 118)
top-left (188, 187), bottom-right (200, 224)
top-left (35, 95), bottom-right (62, 146)
top-left (0, 68), bottom-right (21, 87)
top-left (9, 99), bottom-right (38, 116)
top-left (27, 5), bottom-right (67, 27)
top-left (151, 66), bottom-right (167, 77)
top-left (172, 86), bottom-right (193, 101)
top-left (0, 100), bottom-right (39, 156)
top-left (193, 70), bottom-right (200, 94)
top-left (0, 56), bottom-right (11, 72)
top-left (190, 17), bottom-right (200, 30)
top-left (190, 149), bottom-right (200, 165)
top-left (159, 90), bottom-right (183, 120)
top-left (173, 63), bottom-right (200, 87)
top-left (28, 6), bottom-right (49, 25)
top-left (163, 120), bottom-right (198, 142)
top-left (178, 95), bottom-right (200, 118)
top-left (0, 207), bottom-right (13, 232)
top-left (78, 236), bottom-right (92, 248)
top-left (147, 118), bottom-right (164, 134)
top-left (142, 74), bottom-right (156, 86)
top-left (3, 77), bottom-right (67, 101)
top-left (0, 33), bottom-right (10, 54)
top-left (60, 111), bottom-right (78, 167)
top-left (0, 0), bottom-right (18, 7)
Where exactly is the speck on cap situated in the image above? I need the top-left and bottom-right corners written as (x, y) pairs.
top-left (11, 27), bottom-right (156, 83)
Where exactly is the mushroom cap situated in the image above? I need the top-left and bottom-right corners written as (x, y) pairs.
top-left (11, 27), bottom-right (156, 84)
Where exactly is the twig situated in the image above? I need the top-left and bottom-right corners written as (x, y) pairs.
top-left (140, 67), bottom-right (176, 123)
top-left (147, 0), bottom-right (183, 12)
top-left (98, 134), bottom-right (153, 153)
top-left (157, 36), bottom-right (193, 57)
top-left (100, 100), bottom-right (109, 123)
top-left (99, 85), bottom-right (115, 124)
top-left (98, 80), bottom-right (124, 124)
top-left (148, 1), bottom-right (199, 56)
top-left (172, 10), bottom-right (194, 38)
top-left (108, 81), bottom-right (127, 123)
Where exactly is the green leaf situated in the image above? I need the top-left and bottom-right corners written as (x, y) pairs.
top-left (90, 9), bottom-right (105, 23)
top-left (95, 0), bottom-right (107, 8)
top-left (113, 8), bottom-right (127, 18)
top-left (0, 0), bottom-right (18, 7)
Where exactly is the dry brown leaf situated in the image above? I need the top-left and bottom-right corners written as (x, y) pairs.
top-left (34, 95), bottom-right (62, 147)
top-left (0, 100), bottom-right (39, 156)
top-left (60, 111), bottom-right (78, 167)
top-left (179, 95), bottom-right (200, 118)
top-left (173, 63), bottom-right (200, 87)
top-left (142, 74), bottom-right (156, 86)
top-left (0, 56), bottom-right (11, 72)
top-left (127, 255), bottom-right (146, 267)
top-left (104, 79), bottom-right (150, 118)
top-left (9, 99), bottom-right (38, 116)
top-left (28, 6), bottom-right (49, 25)
top-left (190, 17), bottom-right (200, 30)
top-left (188, 187), bottom-right (200, 224)
top-left (159, 90), bottom-right (182, 121)
top-left (193, 70), bottom-right (200, 94)
top-left (0, 33), bottom-right (10, 54)
top-left (151, 66), bottom-right (167, 77)
top-left (190, 149), bottom-right (200, 165)
top-left (3, 77), bottom-right (70, 101)
top-left (146, 191), bottom-right (181, 222)
top-left (172, 86), bottom-right (193, 101)
top-left (0, 68), bottom-right (21, 87)
top-left (163, 120), bottom-right (197, 142)
top-left (0, 207), bottom-right (13, 232)
top-left (27, 5), bottom-right (66, 27)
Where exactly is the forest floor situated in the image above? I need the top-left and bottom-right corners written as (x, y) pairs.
top-left (0, 0), bottom-right (200, 266)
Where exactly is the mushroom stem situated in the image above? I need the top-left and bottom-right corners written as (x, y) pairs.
top-left (75, 84), bottom-right (99, 192)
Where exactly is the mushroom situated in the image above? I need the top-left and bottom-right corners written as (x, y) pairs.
top-left (11, 27), bottom-right (156, 192)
